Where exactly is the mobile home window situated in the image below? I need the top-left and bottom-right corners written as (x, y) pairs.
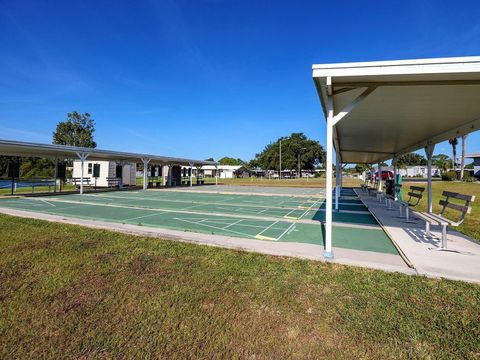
top-left (88, 163), bottom-right (93, 174)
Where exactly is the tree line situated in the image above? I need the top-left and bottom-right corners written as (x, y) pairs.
top-left (208, 133), bottom-right (326, 174)
top-left (0, 112), bottom-right (96, 178)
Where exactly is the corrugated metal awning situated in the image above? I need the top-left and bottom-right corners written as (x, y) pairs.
top-left (313, 56), bottom-right (480, 163)
top-left (0, 139), bottom-right (217, 167)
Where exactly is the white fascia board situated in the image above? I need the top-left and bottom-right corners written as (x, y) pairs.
top-left (312, 56), bottom-right (480, 79)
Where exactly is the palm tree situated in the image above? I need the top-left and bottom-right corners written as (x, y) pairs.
top-left (449, 137), bottom-right (458, 171)
top-left (460, 134), bottom-right (468, 179)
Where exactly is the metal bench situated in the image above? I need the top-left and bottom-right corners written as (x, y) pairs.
top-left (106, 177), bottom-right (122, 188)
top-left (385, 184), bottom-right (402, 209)
top-left (397, 186), bottom-right (425, 222)
top-left (72, 177), bottom-right (91, 188)
top-left (416, 191), bottom-right (475, 250)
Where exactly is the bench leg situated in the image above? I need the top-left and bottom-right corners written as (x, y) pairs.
top-left (398, 205), bottom-right (403, 218)
top-left (441, 225), bottom-right (448, 249)
top-left (405, 207), bottom-right (410, 222)
top-left (425, 222), bottom-right (430, 237)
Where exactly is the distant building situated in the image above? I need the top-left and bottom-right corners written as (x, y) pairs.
top-left (465, 154), bottom-right (480, 178)
top-left (200, 165), bottom-right (251, 178)
top-left (72, 160), bottom-right (136, 187)
top-left (372, 165), bottom-right (440, 178)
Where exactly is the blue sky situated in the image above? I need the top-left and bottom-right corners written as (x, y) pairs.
top-left (0, 0), bottom-right (479, 162)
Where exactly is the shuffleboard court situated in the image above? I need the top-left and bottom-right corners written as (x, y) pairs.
top-left (33, 191), bottom-right (372, 223)
top-left (171, 184), bottom-right (325, 196)
top-left (0, 190), bottom-right (397, 254)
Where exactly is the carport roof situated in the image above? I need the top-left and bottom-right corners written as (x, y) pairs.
top-left (0, 139), bottom-right (217, 167)
top-left (313, 56), bottom-right (480, 164)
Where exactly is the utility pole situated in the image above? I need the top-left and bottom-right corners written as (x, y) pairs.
top-left (297, 147), bottom-right (307, 179)
top-left (279, 140), bottom-right (282, 180)
top-left (297, 152), bottom-right (300, 179)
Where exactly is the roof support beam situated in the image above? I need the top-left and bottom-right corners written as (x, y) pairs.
top-left (384, 117), bottom-right (480, 163)
top-left (331, 87), bottom-right (376, 126)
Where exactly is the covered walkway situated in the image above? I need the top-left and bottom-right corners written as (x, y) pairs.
top-left (313, 56), bottom-right (480, 278)
top-left (356, 188), bottom-right (480, 283)
top-left (0, 139), bottom-right (218, 193)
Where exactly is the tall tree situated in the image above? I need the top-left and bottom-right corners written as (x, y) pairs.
top-left (449, 137), bottom-right (458, 171)
top-left (254, 133), bottom-right (325, 173)
top-left (396, 152), bottom-right (427, 167)
top-left (432, 154), bottom-right (451, 172)
top-left (460, 134), bottom-right (468, 179)
top-left (218, 157), bottom-right (245, 166)
top-left (354, 164), bottom-right (370, 173)
top-left (53, 111), bottom-right (97, 148)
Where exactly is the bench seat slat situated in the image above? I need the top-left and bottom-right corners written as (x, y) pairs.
top-left (439, 200), bottom-right (471, 214)
top-left (407, 192), bottom-right (423, 199)
top-left (410, 186), bottom-right (425, 192)
top-left (416, 212), bottom-right (451, 226)
top-left (442, 191), bottom-right (475, 202)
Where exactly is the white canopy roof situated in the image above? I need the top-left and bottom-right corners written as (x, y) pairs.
top-left (313, 56), bottom-right (480, 163)
top-left (0, 139), bottom-right (217, 167)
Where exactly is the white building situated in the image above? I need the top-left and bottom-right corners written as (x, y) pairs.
top-left (200, 165), bottom-right (249, 178)
top-left (73, 160), bottom-right (136, 187)
top-left (371, 165), bottom-right (440, 178)
top-left (466, 154), bottom-right (480, 178)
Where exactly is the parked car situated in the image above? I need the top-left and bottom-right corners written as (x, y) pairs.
top-left (372, 170), bottom-right (394, 181)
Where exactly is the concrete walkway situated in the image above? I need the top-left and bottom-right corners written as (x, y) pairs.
top-left (356, 188), bottom-right (480, 284)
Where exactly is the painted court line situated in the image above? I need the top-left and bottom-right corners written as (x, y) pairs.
top-left (124, 211), bottom-right (169, 222)
top-left (223, 219), bottom-right (244, 229)
top-left (174, 217), bottom-right (256, 238)
top-left (255, 220), bottom-right (280, 238)
top-left (277, 223), bottom-right (296, 241)
top-left (39, 199), bottom-right (57, 207)
top-left (87, 192), bottom-right (322, 212)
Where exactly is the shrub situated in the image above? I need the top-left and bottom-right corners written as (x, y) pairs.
top-left (441, 171), bottom-right (458, 181)
top-left (462, 174), bottom-right (476, 182)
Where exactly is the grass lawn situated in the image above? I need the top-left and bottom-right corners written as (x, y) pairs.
top-left (0, 214), bottom-right (478, 359)
top-left (403, 181), bottom-right (480, 240)
top-left (0, 184), bottom-right (76, 196)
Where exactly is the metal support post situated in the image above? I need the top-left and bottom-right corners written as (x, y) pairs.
top-left (54, 157), bottom-right (58, 193)
top-left (189, 163), bottom-right (193, 187)
top-left (76, 152), bottom-right (89, 195)
top-left (324, 95), bottom-right (334, 259)
top-left (377, 162), bottom-right (382, 192)
top-left (335, 148), bottom-right (340, 211)
top-left (425, 143), bottom-right (435, 213)
top-left (141, 158), bottom-right (151, 191)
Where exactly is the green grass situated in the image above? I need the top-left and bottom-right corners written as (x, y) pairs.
top-left (404, 181), bottom-right (480, 240)
top-left (0, 214), bottom-right (478, 359)
top-left (0, 183), bottom-right (76, 195)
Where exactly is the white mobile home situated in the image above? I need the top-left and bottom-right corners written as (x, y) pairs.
top-left (73, 160), bottom-right (136, 187)
top-left (200, 165), bottom-right (249, 178)
top-left (466, 154), bottom-right (480, 178)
